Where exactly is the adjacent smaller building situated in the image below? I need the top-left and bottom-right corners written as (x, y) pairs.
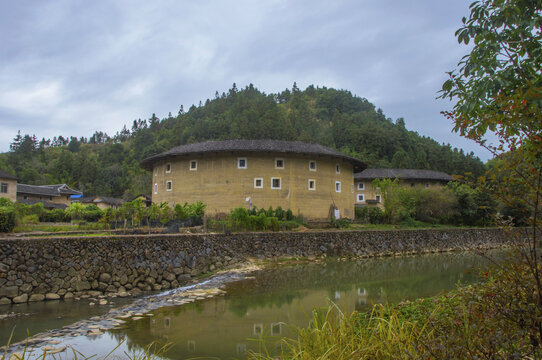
top-left (354, 168), bottom-right (453, 207)
top-left (17, 184), bottom-right (82, 209)
top-left (74, 196), bottom-right (124, 210)
top-left (0, 169), bottom-right (17, 202)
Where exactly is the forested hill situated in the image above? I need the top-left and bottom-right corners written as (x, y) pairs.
top-left (0, 84), bottom-right (486, 199)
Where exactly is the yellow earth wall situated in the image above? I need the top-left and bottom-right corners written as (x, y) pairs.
top-left (151, 153), bottom-right (355, 220)
top-left (0, 178), bottom-right (17, 202)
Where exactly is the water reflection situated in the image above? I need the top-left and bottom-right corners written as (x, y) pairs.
top-left (110, 251), bottom-right (496, 359)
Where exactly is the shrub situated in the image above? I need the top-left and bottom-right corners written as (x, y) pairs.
top-left (285, 209), bottom-right (294, 221)
top-left (40, 208), bottom-right (68, 222)
top-left (21, 214), bottom-right (39, 225)
top-left (275, 206), bottom-right (285, 221)
top-left (82, 204), bottom-right (104, 222)
top-left (0, 198), bottom-right (13, 207)
top-left (355, 206), bottom-right (385, 224)
top-left (227, 207), bottom-right (282, 231)
top-left (0, 206), bottom-right (15, 232)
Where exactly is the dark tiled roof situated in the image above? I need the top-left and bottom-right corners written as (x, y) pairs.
top-left (140, 140), bottom-right (366, 171)
top-left (17, 184), bottom-right (82, 197)
top-left (354, 168), bottom-right (453, 182)
top-left (0, 169), bottom-right (17, 180)
top-left (76, 196), bottom-right (124, 206)
top-left (18, 198), bottom-right (67, 210)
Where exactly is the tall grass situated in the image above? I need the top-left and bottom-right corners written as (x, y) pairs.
top-left (250, 303), bottom-right (435, 360)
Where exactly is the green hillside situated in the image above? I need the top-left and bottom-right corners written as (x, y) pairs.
top-left (0, 84), bottom-right (486, 199)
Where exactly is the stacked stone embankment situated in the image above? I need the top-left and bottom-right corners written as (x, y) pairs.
top-left (0, 228), bottom-right (509, 304)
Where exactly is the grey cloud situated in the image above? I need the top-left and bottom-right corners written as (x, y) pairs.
top-left (0, 0), bottom-right (491, 160)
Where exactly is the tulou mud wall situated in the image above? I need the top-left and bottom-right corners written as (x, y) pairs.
top-left (0, 228), bottom-right (509, 305)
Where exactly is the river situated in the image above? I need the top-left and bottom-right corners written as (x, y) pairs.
top-left (0, 250), bottom-right (502, 359)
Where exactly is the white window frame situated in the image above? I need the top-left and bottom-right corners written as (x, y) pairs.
top-left (190, 160), bottom-right (197, 171)
top-left (308, 179), bottom-right (316, 191)
top-left (335, 181), bottom-right (341, 193)
top-left (357, 194), bottom-right (365, 203)
top-left (154, 183), bottom-right (158, 194)
top-left (237, 157), bottom-right (247, 169)
top-left (336, 164), bottom-right (340, 174)
top-left (271, 177), bottom-right (281, 190)
top-left (376, 195), bottom-right (381, 203)
top-left (309, 160), bottom-right (317, 171)
top-left (275, 158), bottom-right (284, 169)
top-left (165, 163), bottom-right (171, 173)
top-left (166, 180), bottom-right (172, 191)
top-left (254, 177), bottom-right (263, 189)
top-left (357, 182), bottom-right (365, 190)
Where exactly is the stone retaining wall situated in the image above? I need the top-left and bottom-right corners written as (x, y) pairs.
top-left (0, 228), bottom-right (509, 305)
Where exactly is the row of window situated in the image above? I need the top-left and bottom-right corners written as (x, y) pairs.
top-left (356, 182), bottom-right (431, 191)
top-left (356, 194), bottom-right (381, 203)
top-left (161, 159), bottom-right (341, 174)
top-left (154, 179), bottom-right (343, 193)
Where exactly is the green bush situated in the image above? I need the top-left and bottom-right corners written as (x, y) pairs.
top-left (355, 206), bottom-right (385, 224)
top-left (0, 206), bottom-right (15, 232)
top-left (285, 209), bottom-right (294, 221)
top-left (0, 198), bottom-right (13, 207)
top-left (21, 214), bottom-right (39, 225)
top-left (227, 207), bottom-right (283, 231)
top-left (82, 204), bottom-right (104, 222)
top-left (40, 208), bottom-right (68, 222)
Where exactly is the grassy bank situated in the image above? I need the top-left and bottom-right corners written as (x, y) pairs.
top-left (250, 255), bottom-right (541, 359)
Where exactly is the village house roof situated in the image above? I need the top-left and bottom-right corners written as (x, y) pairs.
top-left (354, 168), bottom-right (453, 182)
top-left (140, 140), bottom-right (367, 172)
top-left (0, 169), bottom-right (17, 180)
top-left (17, 183), bottom-right (83, 197)
top-left (75, 196), bottom-right (124, 206)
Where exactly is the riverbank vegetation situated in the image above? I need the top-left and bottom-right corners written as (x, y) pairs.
top-left (251, 253), bottom-right (540, 359)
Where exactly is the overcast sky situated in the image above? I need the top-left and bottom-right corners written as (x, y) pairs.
top-left (0, 0), bottom-right (492, 161)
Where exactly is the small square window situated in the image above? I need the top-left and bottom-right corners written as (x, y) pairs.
top-left (165, 163), bottom-right (171, 173)
top-left (154, 183), bottom-right (158, 194)
top-left (376, 195), bottom-right (381, 203)
top-left (254, 178), bottom-right (263, 188)
top-left (0, 183), bottom-right (7, 193)
top-left (308, 179), bottom-right (315, 191)
top-left (336, 164), bottom-right (340, 174)
top-left (190, 160), bottom-right (197, 170)
top-left (253, 324), bottom-right (263, 336)
top-left (335, 181), bottom-right (341, 193)
top-left (357, 194), bottom-right (365, 202)
top-left (410, 183), bottom-right (415, 187)
top-left (166, 181), bottom-right (172, 191)
top-left (238, 157), bottom-right (247, 169)
top-left (357, 182), bottom-right (365, 190)
top-left (271, 177), bottom-right (281, 189)
top-left (275, 158), bottom-right (284, 169)
top-left (425, 183), bottom-right (429, 188)
top-left (309, 161), bottom-right (317, 171)
top-left (271, 322), bottom-right (282, 336)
